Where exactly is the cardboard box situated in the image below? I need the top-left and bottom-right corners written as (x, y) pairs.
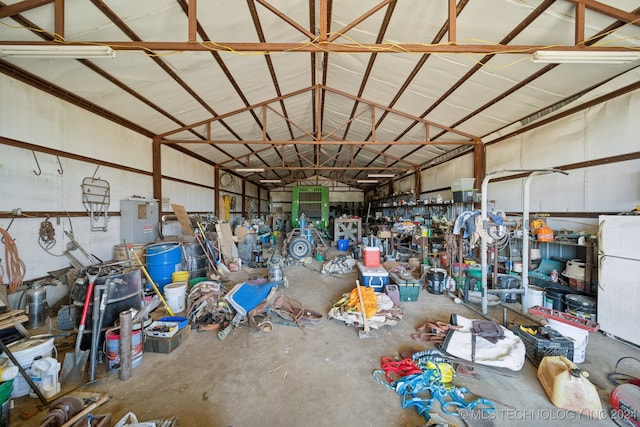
top-left (144, 325), bottom-right (190, 354)
top-left (235, 225), bottom-right (248, 241)
top-left (377, 230), bottom-right (392, 239)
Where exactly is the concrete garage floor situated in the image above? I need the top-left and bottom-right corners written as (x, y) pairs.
top-left (9, 255), bottom-right (640, 427)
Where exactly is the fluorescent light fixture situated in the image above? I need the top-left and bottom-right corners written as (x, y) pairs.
top-left (367, 173), bottom-right (395, 178)
top-left (260, 179), bottom-right (281, 183)
top-left (0, 45), bottom-right (116, 59)
top-left (531, 50), bottom-right (640, 64)
top-left (357, 179), bottom-right (378, 184)
top-left (236, 168), bottom-right (265, 173)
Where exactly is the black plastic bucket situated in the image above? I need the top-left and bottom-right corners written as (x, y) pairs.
top-left (565, 294), bottom-right (597, 321)
top-left (427, 268), bottom-right (446, 295)
top-left (544, 288), bottom-right (566, 312)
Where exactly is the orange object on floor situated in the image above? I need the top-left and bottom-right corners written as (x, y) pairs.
top-left (347, 286), bottom-right (378, 318)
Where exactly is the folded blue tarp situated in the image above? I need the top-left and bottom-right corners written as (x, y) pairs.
top-left (224, 281), bottom-right (277, 316)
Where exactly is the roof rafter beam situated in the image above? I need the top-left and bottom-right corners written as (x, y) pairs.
top-left (229, 166), bottom-right (411, 171)
top-left (448, 0), bottom-right (456, 43)
top-left (160, 139), bottom-right (474, 146)
top-left (158, 86), bottom-right (314, 138)
top-left (2, 40), bottom-right (636, 54)
top-left (327, 0), bottom-right (393, 43)
top-left (159, 84), bottom-right (477, 143)
top-left (565, 0), bottom-right (640, 28)
top-left (264, 104), bottom-right (316, 140)
top-left (175, 0), bottom-right (278, 170)
top-left (255, 0), bottom-right (315, 39)
top-left (0, 0), bottom-right (53, 19)
top-left (324, 105), bottom-right (372, 142)
top-left (358, 144), bottom-right (418, 167)
top-left (53, 0), bottom-right (63, 41)
top-left (219, 145), bottom-right (274, 166)
top-left (322, 85), bottom-right (477, 140)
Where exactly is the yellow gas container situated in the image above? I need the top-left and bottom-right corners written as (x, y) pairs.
top-left (537, 356), bottom-right (603, 417)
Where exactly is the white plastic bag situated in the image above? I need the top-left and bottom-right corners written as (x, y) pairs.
top-left (114, 412), bottom-right (156, 427)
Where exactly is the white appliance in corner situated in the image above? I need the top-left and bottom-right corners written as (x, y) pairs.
top-left (598, 215), bottom-right (640, 346)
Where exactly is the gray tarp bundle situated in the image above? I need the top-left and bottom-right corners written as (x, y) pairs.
top-left (321, 254), bottom-right (356, 275)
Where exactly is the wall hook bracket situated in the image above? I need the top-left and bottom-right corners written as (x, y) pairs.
top-left (32, 150), bottom-right (42, 175)
top-left (56, 155), bottom-right (63, 174)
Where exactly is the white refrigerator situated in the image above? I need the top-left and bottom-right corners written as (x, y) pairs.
top-left (598, 215), bottom-right (640, 346)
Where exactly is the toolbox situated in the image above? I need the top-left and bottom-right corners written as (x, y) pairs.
top-left (357, 261), bottom-right (389, 291)
top-left (144, 325), bottom-right (191, 354)
top-left (513, 324), bottom-right (574, 367)
top-left (145, 321), bottom-right (180, 338)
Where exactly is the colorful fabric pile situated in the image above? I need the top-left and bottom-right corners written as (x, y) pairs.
top-left (373, 349), bottom-right (496, 422)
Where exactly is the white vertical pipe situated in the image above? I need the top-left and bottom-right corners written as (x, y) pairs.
top-left (521, 172), bottom-right (540, 312)
top-left (480, 174), bottom-right (492, 314)
top-left (479, 168), bottom-right (567, 315)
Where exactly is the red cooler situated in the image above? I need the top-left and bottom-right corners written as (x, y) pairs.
top-left (363, 247), bottom-right (381, 267)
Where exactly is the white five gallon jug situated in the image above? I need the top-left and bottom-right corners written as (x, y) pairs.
top-left (29, 357), bottom-right (60, 399)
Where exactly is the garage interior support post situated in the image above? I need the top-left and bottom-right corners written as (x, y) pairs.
top-left (152, 138), bottom-right (162, 219)
top-left (414, 166), bottom-right (421, 202)
top-left (242, 178), bottom-right (246, 219)
top-left (473, 139), bottom-right (484, 192)
top-left (214, 165), bottom-right (220, 218)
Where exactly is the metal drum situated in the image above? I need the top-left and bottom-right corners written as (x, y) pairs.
top-left (182, 242), bottom-right (208, 280)
top-left (72, 261), bottom-right (142, 332)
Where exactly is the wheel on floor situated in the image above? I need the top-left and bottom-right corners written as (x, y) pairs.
top-left (288, 236), bottom-right (313, 259)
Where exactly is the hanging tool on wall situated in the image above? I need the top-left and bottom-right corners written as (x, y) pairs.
top-left (222, 195), bottom-right (231, 222)
top-left (81, 165), bottom-right (110, 231)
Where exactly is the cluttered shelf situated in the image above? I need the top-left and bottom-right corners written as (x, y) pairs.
top-left (508, 234), bottom-right (596, 295)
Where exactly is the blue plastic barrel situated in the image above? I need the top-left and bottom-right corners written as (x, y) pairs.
top-left (338, 239), bottom-right (349, 251)
top-left (146, 242), bottom-right (182, 293)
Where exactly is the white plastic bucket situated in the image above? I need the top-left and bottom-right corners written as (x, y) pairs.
top-left (164, 282), bottom-right (187, 313)
top-left (547, 318), bottom-right (589, 363)
top-left (522, 286), bottom-right (544, 313)
top-left (1, 337), bottom-right (54, 398)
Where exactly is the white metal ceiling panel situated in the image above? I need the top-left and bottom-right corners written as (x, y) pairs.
top-left (99, 1), bottom-right (186, 41)
top-left (2, 0), bottom-right (639, 188)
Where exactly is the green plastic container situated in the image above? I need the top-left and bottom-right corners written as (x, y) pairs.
top-left (190, 277), bottom-right (208, 287)
top-left (468, 267), bottom-right (482, 279)
top-left (0, 379), bottom-right (13, 427)
top-left (0, 380), bottom-right (12, 403)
